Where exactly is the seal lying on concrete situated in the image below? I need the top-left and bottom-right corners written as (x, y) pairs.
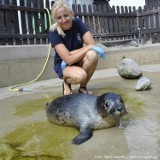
top-left (46, 92), bottom-right (127, 145)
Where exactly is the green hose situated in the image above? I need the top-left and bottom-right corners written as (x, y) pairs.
top-left (9, 8), bottom-right (52, 92)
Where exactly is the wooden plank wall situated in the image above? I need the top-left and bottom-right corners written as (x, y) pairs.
top-left (1, 0), bottom-right (160, 45)
top-left (0, 0), bottom-right (50, 45)
top-left (138, 0), bottom-right (160, 43)
top-left (72, 4), bottom-right (138, 42)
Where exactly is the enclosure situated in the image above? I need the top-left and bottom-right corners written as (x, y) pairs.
top-left (0, 63), bottom-right (160, 159)
top-left (1, 0), bottom-right (160, 45)
top-left (0, 1), bottom-right (160, 159)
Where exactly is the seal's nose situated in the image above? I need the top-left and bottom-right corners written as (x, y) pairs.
top-left (117, 108), bottom-right (123, 112)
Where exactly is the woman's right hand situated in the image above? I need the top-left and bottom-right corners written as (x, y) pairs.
top-left (61, 61), bottom-right (67, 70)
top-left (92, 45), bottom-right (105, 58)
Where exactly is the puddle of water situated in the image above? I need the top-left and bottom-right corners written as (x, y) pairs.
top-left (0, 121), bottom-right (77, 159)
top-left (0, 72), bottom-right (160, 159)
top-left (0, 88), bottom-right (144, 160)
top-left (15, 98), bottom-right (48, 117)
top-left (0, 95), bottom-right (77, 159)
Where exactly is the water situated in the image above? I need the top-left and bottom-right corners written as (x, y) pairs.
top-left (0, 72), bottom-right (160, 160)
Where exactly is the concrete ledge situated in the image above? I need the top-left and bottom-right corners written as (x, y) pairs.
top-left (0, 45), bottom-right (57, 87)
top-left (0, 44), bottom-right (160, 87)
top-left (0, 45), bottom-right (50, 61)
top-left (97, 44), bottom-right (160, 70)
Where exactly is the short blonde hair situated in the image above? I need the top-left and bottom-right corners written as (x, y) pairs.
top-left (50, 0), bottom-right (74, 37)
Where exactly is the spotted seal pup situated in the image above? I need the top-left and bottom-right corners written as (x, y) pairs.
top-left (46, 92), bottom-right (127, 145)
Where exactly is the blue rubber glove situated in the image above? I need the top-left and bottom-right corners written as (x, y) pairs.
top-left (92, 45), bottom-right (105, 58)
top-left (61, 61), bottom-right (67, 70)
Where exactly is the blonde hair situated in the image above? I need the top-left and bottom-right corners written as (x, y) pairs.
top-left (50, 0), bottom-right (74, 37)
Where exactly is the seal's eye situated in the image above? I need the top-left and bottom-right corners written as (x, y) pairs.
top-left (104, 102), bottom-right (110, 108)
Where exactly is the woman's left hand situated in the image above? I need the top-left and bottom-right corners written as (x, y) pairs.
top-left (92, 45), bottom-right (105, 58)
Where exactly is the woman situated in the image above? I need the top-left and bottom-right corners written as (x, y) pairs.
top-left (49, 0), bottom-right (105, 95)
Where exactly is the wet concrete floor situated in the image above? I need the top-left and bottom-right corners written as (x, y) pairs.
top-left (0, 64), bottom-right (160, 160)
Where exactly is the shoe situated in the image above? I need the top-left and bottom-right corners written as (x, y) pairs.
top-left (62, 81), bottom-right (73, 95)
top-left (79, 86), bottom-right (94, 94)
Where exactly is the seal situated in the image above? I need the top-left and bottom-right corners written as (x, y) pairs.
top-left (46, 92), bottom-right (127, 145)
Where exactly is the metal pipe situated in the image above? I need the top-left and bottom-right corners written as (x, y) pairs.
top-left (16, 0), bottom-right (22, 34)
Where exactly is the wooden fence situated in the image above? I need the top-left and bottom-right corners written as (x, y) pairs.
top-left (0, 0), bottom-right (50, 45)
top-left (0, 0), bottom-right (160, 45)
top-left (73, 4), bottom-right (138, 42)
top-left (138, 5), bottom-right (160, 43)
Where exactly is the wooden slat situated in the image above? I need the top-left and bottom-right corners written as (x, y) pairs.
top-left (121, 6), bottom-right (125, 33)
top-left (0, 9), bottom-right (5, 33)
top-left (0, 4), bottom-right (46, 12)
top-left (45, 0), bottom-right (50, 9)
top-left (133, 7), bottom-right (137, 32)
top-left (150, 6), bottom-right (156, 43)
top-left (141, 28), bottom-right (160, 34)
top-left (102, 4), bottom-right (109, 34)
top-left (0, 33), bottom-right (48, 38)
top-left (88, 5), bottom-right (94, 34)
top-left (142, 5), bottom-right (150, 43)
top-left (108, 6), bottom-right (113, 34)
top-left (77, 4), bottom-right (82, 20)
top-left (97, 4), bottom-right (103, 34)
top-left (93, 5), bottom-right (100, 34)
top-left (83, 4), bottom-right (88, 29)
top-left (116, 6), bottom-right (122, 34)
top-left (11, 0), bottom-right (17, 5)
top-left (75, 11), bottom-right (136, 17)
top-left (125, 6), bottom-right (129, 39)
top-left (93, 31), bottom-right (139, 38)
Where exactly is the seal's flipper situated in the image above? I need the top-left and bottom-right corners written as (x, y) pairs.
top-left (72, 127), bottom-right (93, 145)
